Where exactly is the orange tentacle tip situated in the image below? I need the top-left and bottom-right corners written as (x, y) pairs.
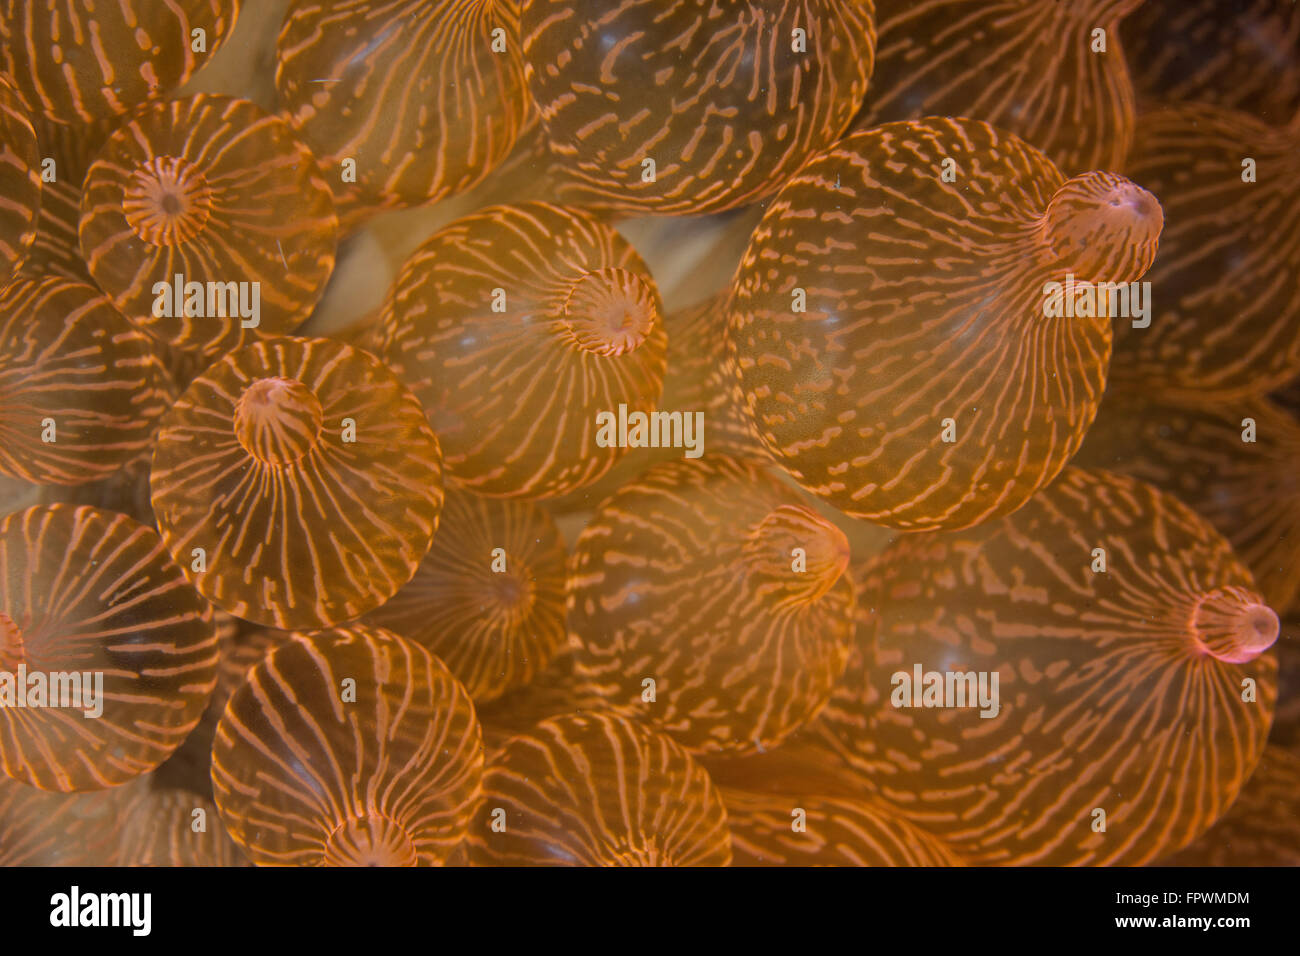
top-left (543, 291), bottom-right (770, 514)
top-left (78, 93), bottom-right (339, 358)
top-left (150, 336), bottom-right (445, 630)
top-left (819, 467), bottom-right (1279, 866)
top-left (568, 455), bottom-right (856, 756)
top-left (467, 710), bottom-right (732, 866)
top-left (370, 201), bottom-right (667, 499)
top-left (211, 624), bottom-right (483, 867)
top-left (0, 504), bottom-right (219, 793)
top-left (728, 116), bottom-right (1162, 530)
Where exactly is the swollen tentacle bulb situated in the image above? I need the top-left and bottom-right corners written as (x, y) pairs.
top-left (817, 468), bottom-right (1278, 865)
top-left (727, 118), bottom-right (1162, 531)
top-left (211, 625), bottom-right (482, 866)
top-left (0, 0), bottom-right (1294, 875)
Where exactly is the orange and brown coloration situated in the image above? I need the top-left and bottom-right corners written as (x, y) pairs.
top-left (213, 626), bottom-right (281, 710)
top-left (150, 337), bottom-right (445, 629)
top-left (28, 452), bottom-right (160, 531)
top-left (275, 0), bottom-right (531, 212)
top-left (1124, 0), bottom-right (1300, 123)
top-left (0, 504), bottom-right (218, 792)
top-left (468, 711), bottom-right (731, 866)
top-left (18, 118), bottom-right (114, 284)
top-left (854, 0), bottom-right (1139, 173)
top-left (371, 202), bottom-right (667, 498)
top-left (211, 625), bottom-right (483, 867)
top-left (0, 73), bottom-right (40, 284)
top-left (79, 94), bottom-right (339, 357)
top-left (1160, 746), bottom-right (1300, 867)
top-left (1275, 373), bottom-right (1300, 414)
top-left (0, 276), bottom-right (171, 486)
top-left (663, 293), bottom-right (766, 461)
top-left (0, 386), bottom-right (170, 532)
top-left (544, 291), bottom-right (769, 513)
top-left (568, 456), bottom-right (855, 755)
top-left (118, 789), bottom-right (247, 867)
top-left (1274, 619), bottom-right (1300, 749)
top-left (819, 468), bottom-right (1279, 866)
top-left (0, 1), bottom-right (241, 127)
top-left (1111, 104), bottom-right (1300, 397)
top-left (722, 790), bottom-right (962, 866)
top-left (699, 727), bottom-right (866, 797)
top-left (728, 118), bottom-right (1162, 530)
top-left (363, 488), bottom-right (568, 703)
top-left (0, 773), bottom-right (151, 865)
top-left (520, 0), bottom-right (876, 215)
top-left (1077, 389), bottom-right (1300, 615)
top-left (474, 650), bottom-right (608, 761)
top-left (157, 618), bottom-right (276, 794)
top-left (22, 173), bottom-right (85, 282)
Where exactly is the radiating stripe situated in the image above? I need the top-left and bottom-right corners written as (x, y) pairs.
top-left (855, 0), bottom-right (1139, 173)
top-left (728, 118), bottom-right (1158, 530)
top-left (568, 456), bottom-right (855, 755)
top-left (543, 290), bottom-right (770, 514)
top-left (0, 0), bottom-right (240, 127)
top-left (1112, 103), bottom-right (1300, 397)
top-left (663, 292), bottom-right (767, 460)
top-left (1077, 388), bottom-right (1300, 616)
top-left (370, 201), bottom-right (667, 499)
top-left (150, 336), bottom-right (445, 629)
top-left (0, 504), bottom-right (218, 792)
top-left (818, 468), bottom-right (1278, 866)
top-left (117, 788), bottom-right (248, 866)
top-left (0, 73), bottom-right (41, 285)
top-left (1124, 0), bottom-right (1300, 123)
top-left (474, 650), bottom-right (605, 761)
top-left (0, 276), bottom-right (171, 486)
top-left (0, 773), bottom-right (151, 864)
top-left (1160, 747), bottom-right (1300, 866)
top-left (521, 0), bottom-right (875, 214)
top-left (275, 0), bottom-right (531, 214)
top-left (468, 711), bottom-right (731, 866)
top-left (78, 94), bottom-right (338, 358)
top-left (364, 487), bottom-right (568, 703)
top-left (211, 625), bottom-right (483, 866)
top-left (722, 789), bottom-right (962, 866)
